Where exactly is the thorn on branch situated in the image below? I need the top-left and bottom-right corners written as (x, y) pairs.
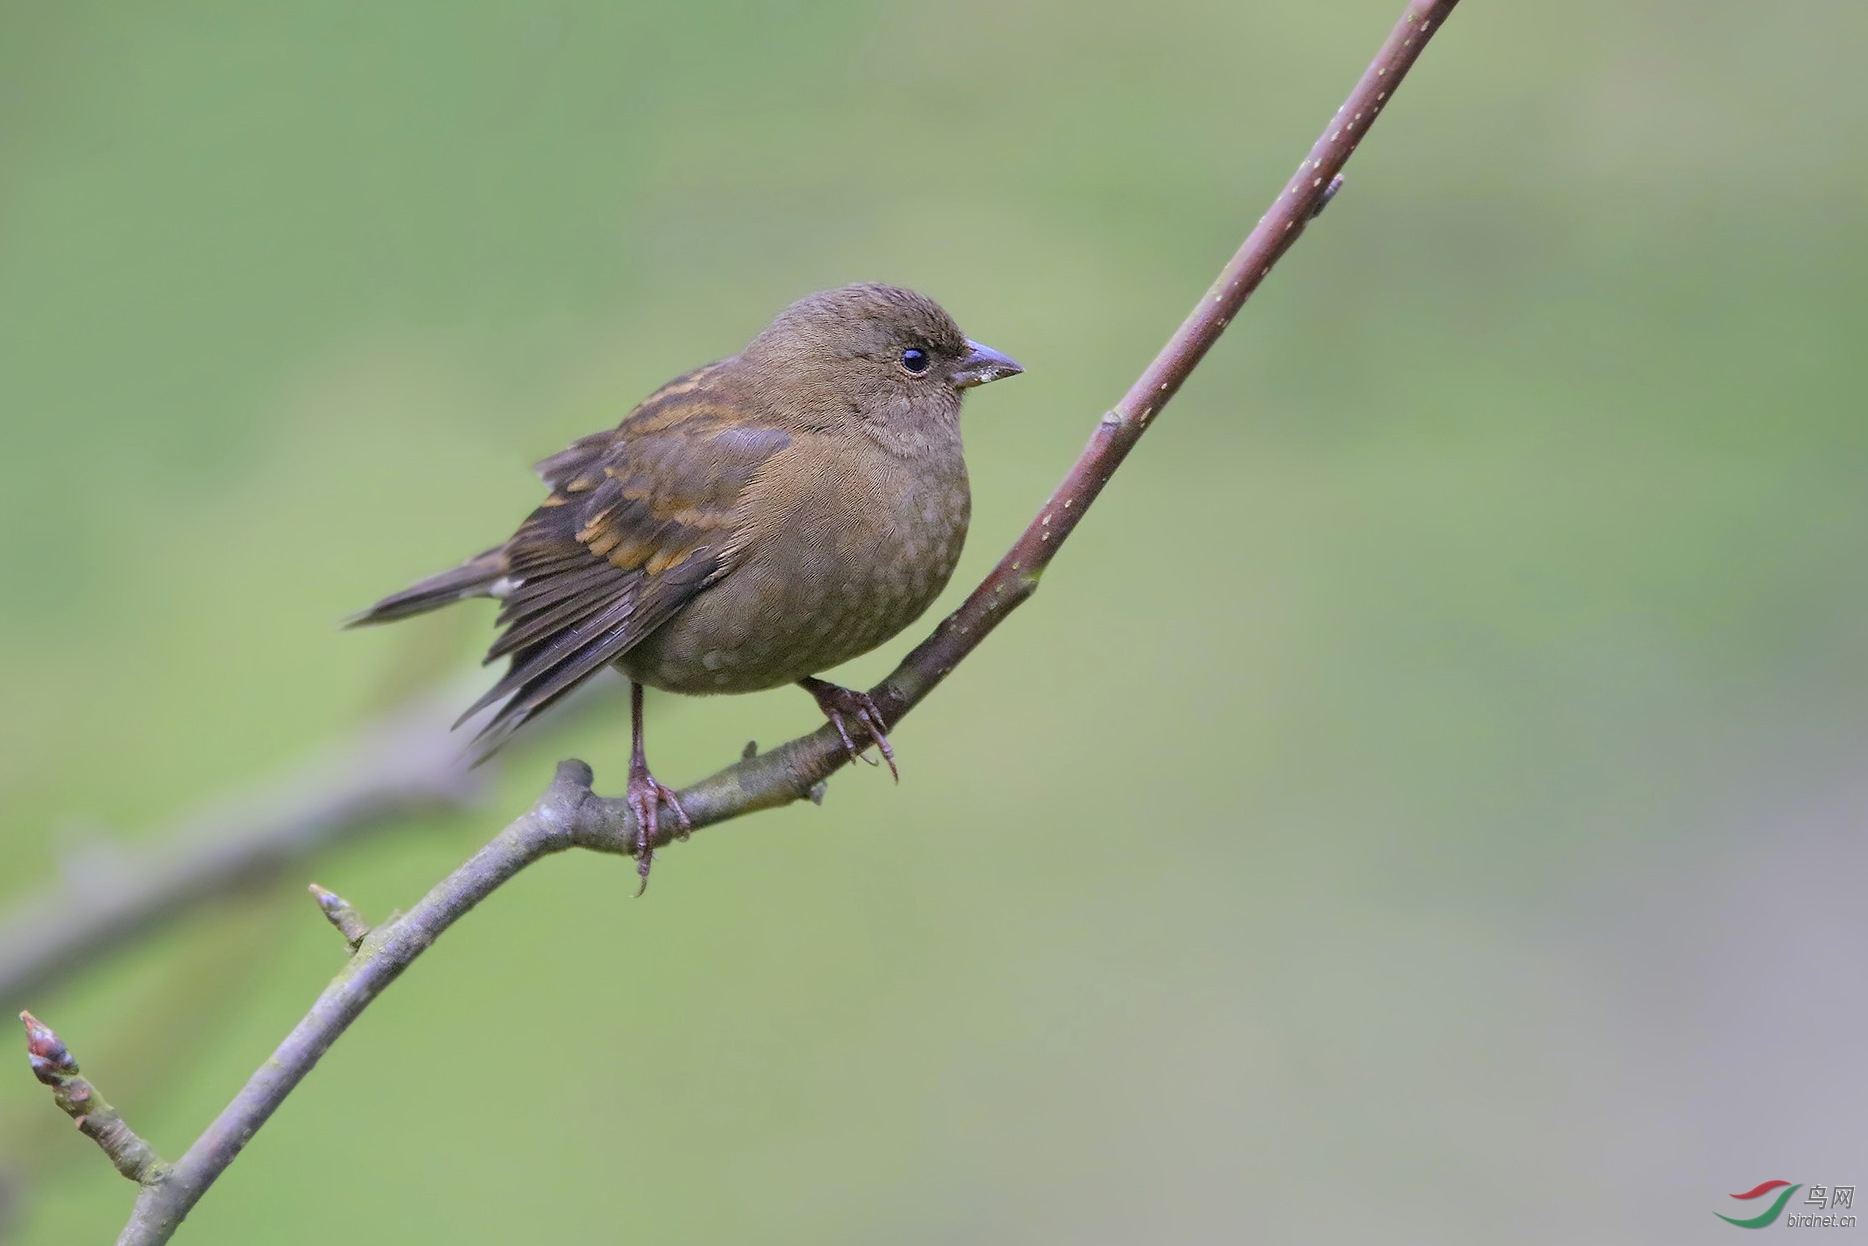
top-left (308, 884), bottom-right (372, 949)
top-left (1309, 173), bottom-right (1346, 220)
top-left (19, 1012), bottom-right (168, 1186)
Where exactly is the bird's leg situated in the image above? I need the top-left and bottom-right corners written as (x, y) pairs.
top-left (798, 676), bottom-right (898, 782)
top-left (626, 680), bottom-right (690, 895)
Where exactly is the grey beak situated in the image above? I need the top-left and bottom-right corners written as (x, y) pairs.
top-left (952, 339), bottom-right (1025, 389)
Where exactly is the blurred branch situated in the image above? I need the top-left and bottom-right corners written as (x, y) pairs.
top-left (55, 2), bottom-right (1464, 1240)
top-left (0, 690), bottom-right (487, 1019)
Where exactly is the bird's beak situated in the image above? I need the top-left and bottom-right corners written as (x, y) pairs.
top-left (952, 339), bottom-right (1025, 389)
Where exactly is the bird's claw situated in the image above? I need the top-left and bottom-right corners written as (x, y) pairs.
top-left (802, 679), bottom-right (898, 782)
top-left (626, 767), bottom-right (690, 896)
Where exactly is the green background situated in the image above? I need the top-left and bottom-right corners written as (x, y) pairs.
top-left (3, 1), bottom-right (1864, 1241)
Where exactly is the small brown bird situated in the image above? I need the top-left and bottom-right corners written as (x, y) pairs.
top-left (349, 284), bottom-right (1022, 884)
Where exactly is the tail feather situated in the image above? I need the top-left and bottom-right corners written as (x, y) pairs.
top-left (345, 547), bottom-right (509, 627)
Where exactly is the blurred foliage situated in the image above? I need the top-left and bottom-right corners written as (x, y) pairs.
top-left (3, 0), bottom-right (1866, 1241)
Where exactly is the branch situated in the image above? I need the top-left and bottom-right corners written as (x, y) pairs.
top-left (67, 3), bottom-right (1464, 1239)
top-left (0, 688), bottom-right (487, 1018)
top-left (18, 1013), bottom-right (168, 1187)
top-left (113, 762), bottom-right (630, 1246)
top-left (619, 0), bottom-right (1462, 814)
top-left (307, 884), bottom-right (372, 949)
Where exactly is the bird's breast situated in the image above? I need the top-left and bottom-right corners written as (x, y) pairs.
top-left (616, 441), bottom-right (970, 694)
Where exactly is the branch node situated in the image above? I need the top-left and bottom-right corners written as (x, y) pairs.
top-left (551, 758), bottom-right (596, 793)
top-left (1309, 173), bottom-right (1347, 219)
top-left (807, 781), bottom-right (828, 806)
top-left (307, 884), bottom-right (372, 949)
top-left (19, 1012), bottom-right (169, 1186)
top-left (741, 740), bottom-right (758, 760)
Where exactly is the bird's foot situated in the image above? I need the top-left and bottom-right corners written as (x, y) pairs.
top-left (799, 677), bottom-right (898, 782)
top-left (625, 762), bottom-right (690, 896)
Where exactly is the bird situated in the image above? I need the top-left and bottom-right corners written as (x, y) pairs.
top-left (347, 283), bottom-right (1023, 887)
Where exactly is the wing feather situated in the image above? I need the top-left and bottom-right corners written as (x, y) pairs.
top-left (465, 368), bottom-right (788, 756)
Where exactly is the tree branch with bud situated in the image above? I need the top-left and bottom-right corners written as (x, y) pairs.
top-left (19, 1013), bottom-right (167, 1189)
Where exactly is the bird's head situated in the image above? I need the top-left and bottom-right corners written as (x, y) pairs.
top-left (742, 283), bottom-right (1023, 445)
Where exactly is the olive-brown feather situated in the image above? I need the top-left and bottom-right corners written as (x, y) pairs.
top-left (455, 382), bottom-right (792, 754)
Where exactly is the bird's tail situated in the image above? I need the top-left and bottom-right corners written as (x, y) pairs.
top-left (344, 546), bottom-right (510, 627)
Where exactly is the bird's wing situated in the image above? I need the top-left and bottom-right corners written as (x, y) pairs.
top-left (463, 368), bottom-right (788, 755)
top-left (530, 363), bottom-right (726, 488)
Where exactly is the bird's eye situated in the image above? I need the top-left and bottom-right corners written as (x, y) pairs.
top-left (899, 347), bottom-right (930, 375)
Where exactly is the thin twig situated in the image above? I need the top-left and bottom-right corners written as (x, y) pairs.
top-left (18, 1013), bottom-right (168, 1187)
top-left (76, 3), bottom-right (1463, 1239)
top-left (306, 885), bottom-right (373, 949)
top-left (0, 689), bottom-right (486, 1017)
top-left (113, 763), bottom-right (626, 1245)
